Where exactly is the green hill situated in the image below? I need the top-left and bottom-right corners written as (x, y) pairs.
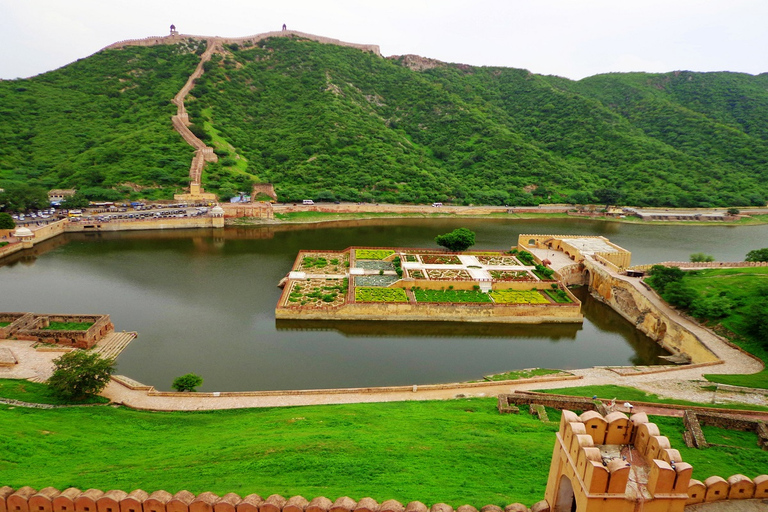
top-left (1, 35), bottom-right (767, 207)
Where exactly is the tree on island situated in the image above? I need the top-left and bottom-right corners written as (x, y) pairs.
top-left (690, 253), bottom-right (714, 263)
top-left (172, 373), bottom-right (203, 392)
top-left (435, 228), bottom-right (476, 252)
top-left (745, 248), bottom-right (768, 262)
top-left (0, 212), bottom-right (15, 229)
top-left (47, 351), bottom-right (115, 401)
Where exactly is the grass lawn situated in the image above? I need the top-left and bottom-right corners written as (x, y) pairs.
top-left (354, 287), bottom-right (408, 303)
top-left (535, 385), bottom-right (768, 412)
top-left (0, 397), bottom-right (558, 507)
top-left (476, 369), bottom-right (563, 382)
top-left (654, 267), bottom-right (768, 389)
top-left (0, 379), bottom-right (108, 405)
top-left (43, 321), bottom-right (93, 331)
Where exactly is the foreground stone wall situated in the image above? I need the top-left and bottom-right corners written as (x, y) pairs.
top-left (0, 487), bottom-right (532, 512)
top-left (64, 217), bottom-right (224, 233)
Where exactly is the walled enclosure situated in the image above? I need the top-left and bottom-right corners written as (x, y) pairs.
top-left (0, 313), bottom-right (113, 349)
top-left (275, 247), bottom-right (583, 324)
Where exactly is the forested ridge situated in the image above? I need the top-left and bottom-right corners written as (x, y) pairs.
top-left (1, 35), bottom-right (767, 207)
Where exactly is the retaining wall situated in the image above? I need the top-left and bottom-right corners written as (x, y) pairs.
top-left (64, 217), bottom-right (224, 233)
top-left (584, 259), bottom-right (720, 364)
top-left (276, 301), bottom-right (582, 323)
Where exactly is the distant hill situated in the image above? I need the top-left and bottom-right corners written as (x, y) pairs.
top-left (1, 34), bottom-right (767, 207)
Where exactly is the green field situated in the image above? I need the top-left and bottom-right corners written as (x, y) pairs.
top-left (489, 290), bottom-right (549, 304)
top-left (648, 267), bottom-right (768, 388)
top-left (1, 397), bottom-right (557, 507)
top-left (2, 388), bottom-right (766, 505)
top-left (354, 249), bottom-right (395, 260)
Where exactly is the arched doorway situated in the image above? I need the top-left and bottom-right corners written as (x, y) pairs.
top-left (583, 269), bottom-right (591, 288)
top-left (554, 474), bottom-right (577, 512)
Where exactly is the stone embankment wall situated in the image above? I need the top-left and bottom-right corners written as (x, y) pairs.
top-left (584, 259), bottom-right (720, 364)
top-left (276, 301), bottom-right (582, 324)
top-left (64, 216), bottom-right (224, 233)
top-left (0, 487), bottom-right (532, 512)
top-left (630, 261), bottom-right (768, 271)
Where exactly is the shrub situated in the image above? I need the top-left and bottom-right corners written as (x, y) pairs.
top-left (745, 248), bottom-right (768, 262)
top-left (172, 373), bottom-right (203, 392)
top-left (690, 253), bottom-right (715, 262)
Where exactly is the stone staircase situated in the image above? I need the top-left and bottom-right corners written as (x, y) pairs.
top-left (93, 331), bottom-right (137, 359)
top-left (170, 39), bottom-right (219, 196)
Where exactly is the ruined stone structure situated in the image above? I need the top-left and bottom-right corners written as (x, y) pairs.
top-left (252, 183), bottom-right (278, 202)
top-left (0, 312), bottom-right (113, 349)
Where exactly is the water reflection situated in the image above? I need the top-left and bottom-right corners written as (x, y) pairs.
top-left (276, 319), bottom-right (582, 340)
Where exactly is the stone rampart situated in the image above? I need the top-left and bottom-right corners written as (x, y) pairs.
top-left (584, 259), bottom-right (720, 364)
top-left (100, 30), bottom-right (380, 56)
top-left (0, 487), bottom-right (527, 512)
top-left (629, 261), bottom-right (768, 271)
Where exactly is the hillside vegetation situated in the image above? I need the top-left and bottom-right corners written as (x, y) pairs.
top-left (2, 35), bottom-right (768, 206)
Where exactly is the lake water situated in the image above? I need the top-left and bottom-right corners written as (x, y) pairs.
top-left (2, 217), bottom-right (765, 391)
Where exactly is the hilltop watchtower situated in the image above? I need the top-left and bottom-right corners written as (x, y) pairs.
top-left (170, 24), bottom-right (178, 36)
top-left (543, 410), bottom-right (691, 512)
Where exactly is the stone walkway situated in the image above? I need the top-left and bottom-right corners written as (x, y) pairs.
top-left (1, 269), bottom-right (764, 411)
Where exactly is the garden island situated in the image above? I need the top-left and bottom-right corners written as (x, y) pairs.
top-left (276, 243), bottom-right (581, 324)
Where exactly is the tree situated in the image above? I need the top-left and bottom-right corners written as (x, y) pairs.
top-left (63, 193), bottom-right (90, 209)
top-left (172, 373), bottom-right (203, 392)
top-left (646, 265), bottom-right (685, 294)
top-left (745, 248), bottom-right (768, 262)
top-left (727, 207), bottom-right (740, 215)
top-left (0, 212), bottom-right (15, 229)
top-left (47, 351), bottom-right (115, 400)
top-left (690, 253), bottom-right (714, 262)
top-left (594, 188), bottom-right (623, 208)
top-left (435, 228), bottom-right (476, 252)
top-left (0, 183), bottom-right (49, 212)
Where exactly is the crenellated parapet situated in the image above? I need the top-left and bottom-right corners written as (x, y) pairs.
top-left (544, 409), bottom-right (691, 512)
top-left (0, 488), bottom-right (531, 512)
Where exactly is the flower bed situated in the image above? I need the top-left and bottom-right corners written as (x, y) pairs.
top-left (544, 288), bottom-right (573, 303)
top-left (403, 254), bottom-right (419, 263)
top-left (354, 249), bottom-right (394, 260)
top-left (413, 289), bottom-right (493, 303)
top-left (489, 270), bottom-right (533, 281)
top-left (408, 269), bottom-right (425, 279)
top-left (355, 275), bottom-right (400, 287)
top-left (286, 278), bottom-right (348, 307)
top-left (420, 254), bottom-right (461, 265)
top-left (355, 260), bottom-right (394, 271)
top-left (477, 256), bottom-right (521, 266)
top-left (489, 290), bottom-right (549, 304)
top-left (354, 287), bottom-right (408, 303)
top-left (426, 268), bottom-right (472, 280)
top-left (298, 252), bottom-right (349, 273)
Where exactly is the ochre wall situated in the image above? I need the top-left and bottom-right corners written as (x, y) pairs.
top-left (585, 260), bottom-right (719, 364)
top-left (276, 301), bottom-right (582, 324)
